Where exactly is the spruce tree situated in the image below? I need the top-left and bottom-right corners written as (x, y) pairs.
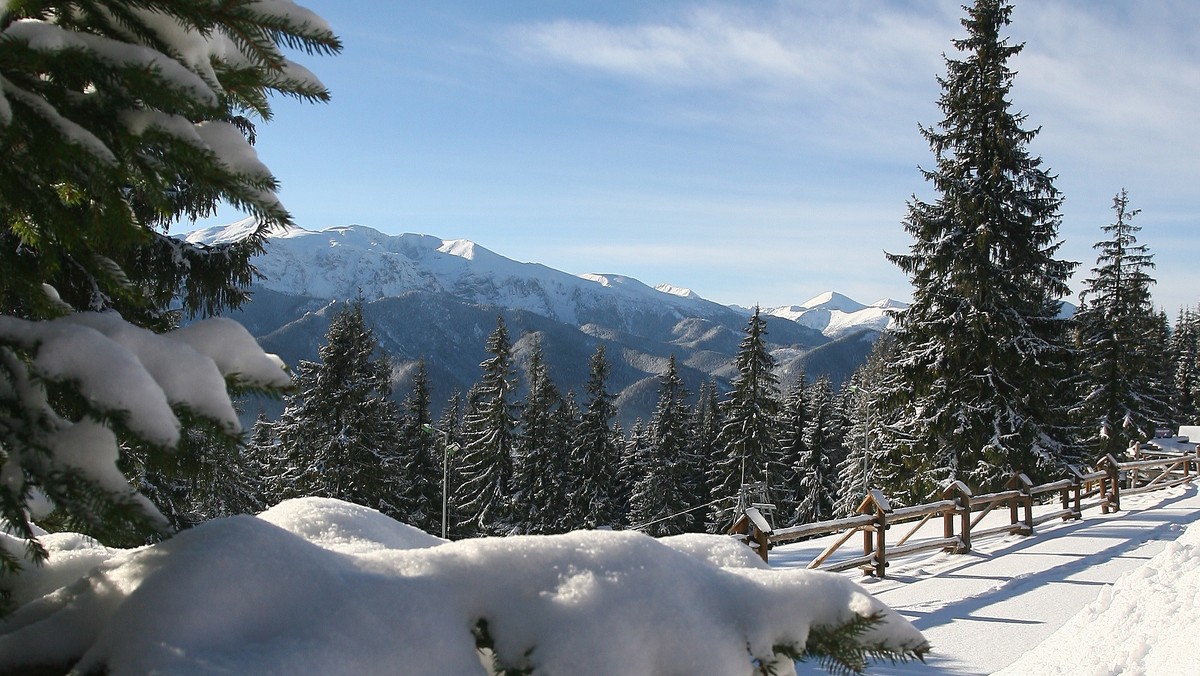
top-left (512, 338), bottom-right (570, 534)
top-left (628, 356), bottom-right (697, 536)
top-left (693, 380), bottom-right (724, 502)
top-left (0, 1), bottom-right (337, 574)
top-left (1169, 308), bottom-right (1200, 424)
top-left (455, 317), bottom-right (519, 536)
top-left (836, 336), bottom-right (896, 517)
top-left (273, 300), bottom-right (404, 514)
top-left (245, 410), bottom-right (282, 506)
top-left (879, 0), bottom-right (1078, 501)
top-left (617, 418), bottom-right (650, 528)
top-left (136, 414), bottom-right (265, 531)
top-left (1072, 190), bottom-right (1169, 459)
top-left (775, 376), bottom-right (810, 523)
top-left (709, 307), bottom-right (782, 532)
top-left (0, 1), bottom-right (339, 328)
top-left (397, 360), bottom-right (443, 532)
top-left (792, 376), bottom-right (842, 525)
top-left (569, 344), bottom-right (622, 529)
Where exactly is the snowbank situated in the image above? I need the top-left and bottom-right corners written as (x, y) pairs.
top-left (0, 498), bottom-right (926, 675)
top-left (995, 519), bottom-right (1200, 675)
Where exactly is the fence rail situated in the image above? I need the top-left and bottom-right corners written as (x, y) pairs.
top-left (728, 450), bottom-right (1200, 577)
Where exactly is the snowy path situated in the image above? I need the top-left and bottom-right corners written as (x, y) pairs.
top-left (772, 483), bottom-right (1200, 674)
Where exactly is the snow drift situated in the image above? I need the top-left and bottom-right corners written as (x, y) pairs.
top-left (0, 498), bottom-right (926, 675)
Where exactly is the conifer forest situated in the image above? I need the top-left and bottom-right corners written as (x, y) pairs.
top-left (1, 0), bottom-right (1196, 673)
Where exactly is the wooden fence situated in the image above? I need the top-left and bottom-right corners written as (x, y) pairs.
top-left (729, 449), bottom-right (1199, 577)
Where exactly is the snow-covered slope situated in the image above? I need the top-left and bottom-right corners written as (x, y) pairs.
top-left (188, 220), bottom-right (732, 333)
top-left (766, 292), bottom-right (907, 338)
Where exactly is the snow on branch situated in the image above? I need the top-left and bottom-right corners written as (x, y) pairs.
top-left (0, 312), bottom-right (290, 538)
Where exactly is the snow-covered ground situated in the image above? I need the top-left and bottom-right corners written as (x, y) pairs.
top-left (777, 482), bottom-right (1200, 674)
top-left (5, 481), bottom-right (1199, 674)
top-left (0, 499), bottom-right (925, 675)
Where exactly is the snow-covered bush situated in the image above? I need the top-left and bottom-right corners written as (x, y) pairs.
top-left (0, 498), bottom-right (929, 675)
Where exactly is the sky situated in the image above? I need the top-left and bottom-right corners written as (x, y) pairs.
top-left (198, 1), bottom-right (1199, 312)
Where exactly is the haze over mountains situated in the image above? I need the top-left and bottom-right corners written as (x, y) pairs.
top-left (189, 220), bottom-right (903, 425)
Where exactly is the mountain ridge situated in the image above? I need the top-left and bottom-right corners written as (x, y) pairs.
top-left (192, 221), bottom-right (894, 425)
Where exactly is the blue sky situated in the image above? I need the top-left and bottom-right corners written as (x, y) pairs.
top-left (200, 1), bottom-right (1200, 312)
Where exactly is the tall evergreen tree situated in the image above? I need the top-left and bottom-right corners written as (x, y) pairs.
top-left (455, 317), bottom-right (519, 536)
top-left (397, 359), bottom-right (443, 532)
top-left (273, 300), bottom-right (404, 514)
top-left (1072, 190), bottom-right (1169, 459)
top-left (879, 0), bottom-right (1078, 501)
top-left (791, 376), bottom-right (842, 525)
top-left (775, 376), bottom-right (810, 523)
top-left (1169, 308), bottom-right (1200, 424)
top-left (569, 344), bottom-right (622, 528)
top-left (693, 380), bottom-right (724, 501)
top-left (709, 307), bottom-right (782, 531)
top-left (628, 356), bottom-right (697, 536)
top-left (512, 338), bottom-right (571, 534)
top-left (836, 336), bottom-right (896, 517)
top-left (617, 418), bottom-right (649, 528)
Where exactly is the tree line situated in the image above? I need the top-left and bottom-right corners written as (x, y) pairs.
top-left (205, 303), bottom-right (865, 539)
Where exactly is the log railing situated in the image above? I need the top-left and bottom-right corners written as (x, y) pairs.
top-left (729, 451), bottom-right (1199, 576)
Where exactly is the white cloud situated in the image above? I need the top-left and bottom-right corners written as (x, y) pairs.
top-left (506, 4), bottom-right (949, 101)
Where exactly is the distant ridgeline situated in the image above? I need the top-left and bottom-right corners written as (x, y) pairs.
top-left (189, 221), bottom-right (902, 427)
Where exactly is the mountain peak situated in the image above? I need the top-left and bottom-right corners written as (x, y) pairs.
top-left (802, 291), bottom-right (866, 313)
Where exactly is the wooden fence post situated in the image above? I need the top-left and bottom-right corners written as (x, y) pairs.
top-left (1006, 473), bottom-right (1034, 535)
top-left (1065, 465), bottom-right (1083, 520)
top-left (941, 480), bottom-right (972, 554)
top-left (857, 490), bottom-right (892, 578)
top-left (1100, 454), bottom-right (1122, 513)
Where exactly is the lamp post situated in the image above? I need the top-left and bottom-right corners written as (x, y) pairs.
top-left (422, 424), bottom-right (459, 539)
top-left (849, 384), bottom-right (870, 496)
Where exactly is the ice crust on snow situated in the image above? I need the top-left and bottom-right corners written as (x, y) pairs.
top-left (0, 498), bottom-right (926, 675)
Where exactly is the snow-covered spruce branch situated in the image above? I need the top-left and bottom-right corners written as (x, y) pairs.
top-left (0, 312), bottom-right (290, 578)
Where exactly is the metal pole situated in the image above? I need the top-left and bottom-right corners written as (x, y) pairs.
top-left (442, 431), bottom-right (448, 539)
top-left (424, 424), bottom-right (452, 540)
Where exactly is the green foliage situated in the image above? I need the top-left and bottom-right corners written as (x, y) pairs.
top-left (763, 612), bottom-right (929, 676)
top-left (0, 0), bottom-right (341, 326)
top-left (0, 0), bottom-right (338, 588)
top-left (1072, 190), bottom-right (1171, 459)
top-left (710, 307), bottom-right (782, 531)
top-left (456, 317), bottom-right (519, 536)
top-left (627, 355), bottom-right (698, 535)
top-left (568, 343), bottom-right (622, 529)
top-left (879, 0), bottom-right (1078, 501)
top-left (512, 338), bottom-right (572, 534)
top-left (270, 300), bottom-right (404, 513)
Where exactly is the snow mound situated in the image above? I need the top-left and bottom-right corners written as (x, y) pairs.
top-left (995, 520), bottom-right (1200, 675)
top-left (257, 497), bottom-right (445, 554)
top-left (0, 498), bottom-right (926, 675)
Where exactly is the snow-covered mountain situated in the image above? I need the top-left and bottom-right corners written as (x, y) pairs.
top-left (190, 221), bottom-right (892, 424)
top-left (188, 219), bottom-right (734, 336)
top-left (765, 291), bottom-right (907, 339)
